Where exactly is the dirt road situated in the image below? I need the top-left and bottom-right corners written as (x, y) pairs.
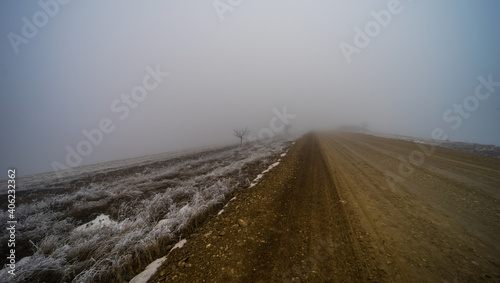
top-left (150, 132), bottom-right (500, 282)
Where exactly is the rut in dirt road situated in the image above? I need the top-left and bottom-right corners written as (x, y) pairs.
top-left (150, 132), bottom-right (500, 282)
top-left (150, 134), bottom-right (379, 282)
top-left (317, 132), bottom-right (500, 282)
top-left (242, 134), bottom-right (370, 281)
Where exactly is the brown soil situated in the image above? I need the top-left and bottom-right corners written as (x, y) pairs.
top-left (150, 132), bottom-right (500, 282)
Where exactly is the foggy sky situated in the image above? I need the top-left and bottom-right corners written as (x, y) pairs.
top-left (1, 1), bottom-right (500, 176)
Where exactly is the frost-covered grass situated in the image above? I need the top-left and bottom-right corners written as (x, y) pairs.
top-left (0, 138), bottom-right (293, 282)
top-left (371, 132), bottom-right (500, 158)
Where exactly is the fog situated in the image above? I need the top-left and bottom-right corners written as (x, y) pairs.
top-left (1, 0), bottom-right (499, 176)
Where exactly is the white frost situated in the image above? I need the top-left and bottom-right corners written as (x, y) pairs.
top-left (129, 239), bottom-right (187, 283)
top-left (75, 214), bottom-right (117, 232)
top-left (2, 137), bottom-right (293, 282)
top-left (129, 256), bottom-right (167, 283)
top-left (249, 161), bottom-right (281, 187)
top-left (172, 239), bottom-right (187, 250)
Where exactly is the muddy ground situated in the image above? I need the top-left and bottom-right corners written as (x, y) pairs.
top-left (150, 132), bottom-right (500, 282)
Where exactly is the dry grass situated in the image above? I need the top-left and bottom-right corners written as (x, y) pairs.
top-left (0, 138), bottom-right (293, 282)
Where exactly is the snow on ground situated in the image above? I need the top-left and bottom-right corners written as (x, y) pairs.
top-left (133, 147), bottom-right (290, 280)
top-left (0, 137), bottom-right (294, 282)
top-left (249, 150), bottom-right (288, 188)
top-left (129, 256), bottom-right (167, 283)
top-left (370, 132), bottom-right (500, 159)
top-left (75, 214), bottom-right (117, 232)
top-left (129, 239), bottom-right (187, 283)
top-left (1, 146), bottom-right (222, 194)
top-left (172, 239), bottom-right (187, 250)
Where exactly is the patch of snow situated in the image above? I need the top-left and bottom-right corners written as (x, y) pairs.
top-left (224, 197), bottom-right (237, 207)
top-left (253, 174), bottom-right (264, 181)
top-left (129, 239), bottom-right (187, 283)
top-left (249, 161), bottom-right (281, 187)
top-left (129, 256), bottom-right (167, 283)
top-left (369, 132), bottom-right (500, 159)
top-left (0, 137), bottom-right (292, 281)
top-left (172, 239), bottom-right (187, 250)
top-left (75, 214), bottom-right (117, 232)
top-left (18, 256), bottom-right (31, 265)
top-left (154, 219), bottom-right (170, 230)
top-left (262, 162), bottom-right (280, 174)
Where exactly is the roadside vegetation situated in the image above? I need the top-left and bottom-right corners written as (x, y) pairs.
top-left (0, 138), bottom-right (293, 282)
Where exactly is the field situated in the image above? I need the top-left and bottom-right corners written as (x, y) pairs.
top-left (2, 132), bottom-right (500, 282)
top-left (0, 138), bottom-right (293, 282)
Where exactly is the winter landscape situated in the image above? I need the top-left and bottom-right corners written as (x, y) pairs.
top-left (0, 138), bottom-right (293, 282)
top-left (1, 1), bottom-right (500, 282)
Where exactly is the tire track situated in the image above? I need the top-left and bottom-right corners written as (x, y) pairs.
top-left (150, 132), bottom-right (500, 282)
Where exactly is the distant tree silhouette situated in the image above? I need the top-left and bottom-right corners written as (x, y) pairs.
top-left (233, 127), bottom-right (249, 146)
top-left (361, 122), bottom-right (368, 131)
top-left (284, 124), bottom-right (291, 135)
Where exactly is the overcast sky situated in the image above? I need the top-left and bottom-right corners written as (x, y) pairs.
top-left (1, 0), bottom-right (499, 176)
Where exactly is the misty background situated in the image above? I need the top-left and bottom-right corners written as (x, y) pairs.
top-left (1, 0), bottom-right (499, 176)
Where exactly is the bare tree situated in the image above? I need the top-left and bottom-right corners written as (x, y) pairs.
top-left (361, 122), bottom-right (369, 131)
top-left (233, 127), bottom-right (249, 146)
top-left (284, 124), bottom-right (291, 135)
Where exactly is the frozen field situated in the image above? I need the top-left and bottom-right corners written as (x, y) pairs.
top-left (371, 132), bottom-right (500, 159)
top-left (0, 138), bottom-right (293, 282)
